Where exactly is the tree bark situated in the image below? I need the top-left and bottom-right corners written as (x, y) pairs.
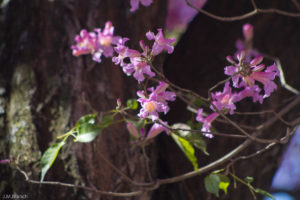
top-left (0, 0), bottom-right (166, 199)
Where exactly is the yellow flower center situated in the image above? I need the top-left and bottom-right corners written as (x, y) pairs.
top-left (145, 102), bottom-right (156, 113)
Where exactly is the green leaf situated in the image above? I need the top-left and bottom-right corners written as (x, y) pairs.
top-left (245, 176), bottom-right (254, 183)
top-left (172, 123), bottom-right (209, 155)
top-left (255, 189), bottom-right (275, 200)
top-left (218, 174), bottom-right (230, 195)
top-left (40, 141), bottom-right (65, 181)
top-left (75, 113), bottom-right (97, 128)
top-left (75, 123), bottom-right (103, 143)
top-left (101, 115), bottom-right (114, 128)
top-left (204, 174), bottom-right (220, 197)
top-left (171, 132), bottom-right (198, 170)
top-left (126, 99), bottom-right (138, 110)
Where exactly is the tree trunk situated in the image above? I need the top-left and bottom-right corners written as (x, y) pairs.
top-left (0, 0), bottom-right (166, 199)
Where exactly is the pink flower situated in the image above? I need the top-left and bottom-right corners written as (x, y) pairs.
top-left (137, 82), bottom-right (176, 120)
top-left (196, 109), bottom-right (218, 138)
top-left (243, 23), bottom-right (253, 42)
top-left (146, 29), bottom-right (176, 56)
top-left (146, 121), bottom-right (170, 139)
top-left (235, 23), bottom-right (258, 63)
top-left (112, 38), bottom-right (140, 68)
top-left (130, 0), bottom-right (153, 12)
top-left (127, 122), bottom-right (140, 138)
top-left (211, 82), bottom-right (238, 114)
top-left (126, 121), bottom-right (169, 140)
top-left (72, 29), bottom-right (97, 56)
top-left (236, 84), bottom-right (263, 104)
top-left (225, 52), bottom-right (279, 99)
top-left (72, 21), bottom-right (121, 63)
top-left (130, 57), bottom-right (155, 83)
top-left (94, 22), bottom-right (121, 59)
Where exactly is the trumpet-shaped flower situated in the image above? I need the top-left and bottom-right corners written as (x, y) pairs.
top-left (137, 82), bottom-right (176, 120)
top-left (196, 109), bottom-right (218, 138)
top-left (211, 82), bottom-right (238, 115)
top-left (146, 121), bottom-right (170, 139)
top-left (146, 29), bottom-right (176, 56)
top-left (126, 121), bottom-right (169, 140)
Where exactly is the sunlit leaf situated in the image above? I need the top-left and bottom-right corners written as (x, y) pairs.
top-left (75, 113), bottom-right (97, 128)
top-left (75, 123), bottom-right (103, 143)
top-left (126, 99), bottom-right (138, 110)
top-left (172, 123), bottom-right (209, 155)
top-left (204, 174), bottom-right (220, 197)
top-left (171, 132), bottom-right (198, 170)
top-left (218, 174), bottom-right (230, 195)
top-left (40, 141), bottom-right (65, 181)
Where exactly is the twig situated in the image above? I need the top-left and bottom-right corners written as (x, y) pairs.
top-left (185, 0), bottom-right (300, 22)
top-left (16, 167), bottom-right (144, 197)
top-left (291, 0), bottom-right (300, 11)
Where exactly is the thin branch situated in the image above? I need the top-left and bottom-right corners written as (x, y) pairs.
top-left (16, 167), bottom-right (144, 197)
top-left (250, 0), bottom-right (258, 10)
top-left (227, 125), bottom-right (298, 170)
top-left (291, 0), bottom-right (300, 11)
top-left (185, 0), bottom-right (300, 22)
top-left (157, 96), bottom-right (300, 185)
top-left (142, 145), bottom-right (153, 182)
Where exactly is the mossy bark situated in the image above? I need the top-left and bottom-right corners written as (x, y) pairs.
top-left (0, 0), bottom-right (166, 199)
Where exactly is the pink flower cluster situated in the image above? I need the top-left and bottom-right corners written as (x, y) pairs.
top-left (196, 24), bottom-right (280, 137)
top-left (72, 22), bottom-right (177, 139)
top-left (71, 21), bottom-right (121, 63)
top-left (137, 82), bottom-right (176, 121)
top-left (112, 29), bottom-right (176, 83)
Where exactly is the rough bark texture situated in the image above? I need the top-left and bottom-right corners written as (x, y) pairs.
top-left (0, 0), bottom-right (166, 199)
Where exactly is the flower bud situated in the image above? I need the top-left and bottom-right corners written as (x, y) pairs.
top-left (243, 23), bottom-right (253, 41)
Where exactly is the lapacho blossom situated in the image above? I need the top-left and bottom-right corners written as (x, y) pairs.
top-left (146, 121), bottom-right (170, 139)
top-left (129, 57), bottom-right (155, 83)
top-left (137, 82), bottom-right (176, 120)
top-left (72, 29), bottom-right (96, 56)
top-left (196, 109), bottom-right (218, 138)
top-left (112, 39), bottom-right (155, 83)
top-left (130, 0), bottom-right (153, 12)
top-left (126, 122), bottom-right (142, 138)
top-left (112, 38), bottom-right (140, 68)
top-left (235, 23), bottom-right (258, 62)
top-left (146, 29), bottom-right (176, 56)
top-left (72, 21), bottom-right (121, 63)
top-left (113, 29), bottom-right (175, 83)
top-left (236, 84), bottom-right (263, 104)
top-left (126, 121), bottom-right (169, 140)
top-left (243, 23), bottom-right (253, 42)
top-left (225, 52), bottom-right (280, 99)
top-left (211, 82), bottom-right (238, 115)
